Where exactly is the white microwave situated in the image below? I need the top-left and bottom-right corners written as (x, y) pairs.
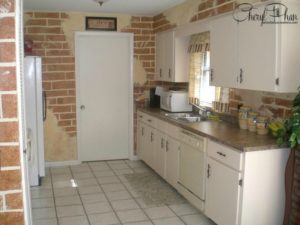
top-left (160, 90), bottom-right (192, 112)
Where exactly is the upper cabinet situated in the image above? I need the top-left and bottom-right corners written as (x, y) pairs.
top-left (155, 30), bottom-right (190, 82)
top-left (210, 0), bottom-right (300, 92)
top-left (210, 15), bottom-right (238, 88)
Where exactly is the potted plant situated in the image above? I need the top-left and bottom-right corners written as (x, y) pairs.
top-left (276, 88), bottom-right (300, 225)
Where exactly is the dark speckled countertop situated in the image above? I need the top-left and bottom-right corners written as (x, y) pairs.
top-left (138, 108), bottom-right (281, 152)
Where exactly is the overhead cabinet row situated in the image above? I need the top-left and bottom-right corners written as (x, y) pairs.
top-left (155, 0), bottom-right (300, 92)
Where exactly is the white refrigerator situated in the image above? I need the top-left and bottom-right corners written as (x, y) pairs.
top-left (24, 56), bottom-right (45, 186)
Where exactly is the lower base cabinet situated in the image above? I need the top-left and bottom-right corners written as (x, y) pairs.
top-left (206, 157), bottom-right (242, 225)
top-left (165, 137), bottom-right (180, 188)
top-left (206, 140), bottom-right (290, 225)
top-left (154, 130), bottom-right (166, 178)
top-left (137, 112), bottom-right (179, 189)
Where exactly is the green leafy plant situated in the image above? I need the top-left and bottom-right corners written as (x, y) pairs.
top-left (277, 88), bottom-right (300, 148)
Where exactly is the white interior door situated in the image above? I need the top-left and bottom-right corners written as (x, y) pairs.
top-left (76, 32), bottom-right (133, 161)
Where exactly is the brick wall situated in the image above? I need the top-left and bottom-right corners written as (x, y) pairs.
top-left (24, 12), bottom-right (76, 137)
top-left (0, 0), bottom-right (25, 224)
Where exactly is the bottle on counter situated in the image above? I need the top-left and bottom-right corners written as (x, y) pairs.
top-left (247, 111), bottom-right (259, 132)
top-left (256, 116), bottom-right (269, 135)
top-left (238, 106), bottom-right (251, 130)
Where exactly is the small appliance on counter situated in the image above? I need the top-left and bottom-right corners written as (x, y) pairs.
top-left (149, 88), bottom-right (160, 108)
top-left (160, 90), bottom-right (192, 112)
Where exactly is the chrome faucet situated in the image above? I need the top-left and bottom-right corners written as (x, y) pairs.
top-left (190, 103), bottom-right (212, 120)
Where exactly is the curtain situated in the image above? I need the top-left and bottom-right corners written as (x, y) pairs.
top-left (188, 52), bottom-right (203, 106)
top-left (188, 32), bottom-right (210, 53)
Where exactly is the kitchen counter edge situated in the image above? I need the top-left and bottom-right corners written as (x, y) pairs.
top-left (137, 108), bottom-right (286, 152)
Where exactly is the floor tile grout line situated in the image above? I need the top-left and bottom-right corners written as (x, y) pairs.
top-left (49, 167), bottom-right (60, 224)
top-left (166, 205), bottom-right (188, 225)
top-left (110, 160), bottom-right (156, 225)
top-left (69, 164), bottom-right (92, 225)
top-left (87, 161), bottom-right (124, 225)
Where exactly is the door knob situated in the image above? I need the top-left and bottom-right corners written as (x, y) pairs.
top-left (80, 105), bottom-right (85, 110)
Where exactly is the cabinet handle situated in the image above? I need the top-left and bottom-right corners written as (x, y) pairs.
top-left (207, 164), bottom-right (211, 178)
top-left (217, 152), bottom-right (226, 157)
top-left (240, 68), bottom-right (244, 84)
top-left (147, 119), bottom-right (152, 123)
top-left (166, 141), bottom-right (169, 152)
top-left (210, 69), bottom-right (214, 82)
top-left (151, 132), bottom-right (154, 142)
top-left (139, 115), bottom-right (143, 118)
top-left (142, 127), bottom-right (144, 136)
top-left (168, 68), bottom-right (171, 78)
top-left (161, 138), bottom-right (164, 148)
top-left (160, 69), bottom-right (162, 77)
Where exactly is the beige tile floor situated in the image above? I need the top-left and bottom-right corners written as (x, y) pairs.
top-left (31, 160), bottom-right (216, 225)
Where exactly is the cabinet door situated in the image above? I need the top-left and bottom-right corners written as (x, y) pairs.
top-left (137, 120), bottom-right (142, 157)
top-left (154, 130), bottom-right (166, 178)
top-left (205, 158), bottom-right (242, 225)
top-left (138, 122), bottom-right (148, 161)
top-left (210, 15), bottom-right (238, 88)
top-left (165, 137), bottom-right (180, 188)
top-left (155, 33), bottom-right (165, 81)
top-left (144, 126), bottom-right (156, 169)
top-left (164, 31), bottom-right (174, 82)
top-left (155, 31), bottom-right (174, 82)
top-left (237, 6), bottom-right (276, 91)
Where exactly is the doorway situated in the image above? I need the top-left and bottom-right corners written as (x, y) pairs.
top-left (75, 32), bottom-right (134, 162)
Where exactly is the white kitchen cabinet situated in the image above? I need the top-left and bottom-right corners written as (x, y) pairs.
top-left (154, 130), bottom-right (166, 178)
top-left (137, 112), bottom-right (156, 169)
top-left (137, 112), bottom-right (180, 189)
top-left (155, 31), bottom-right (174, 82)
top-left (210, 0), bottom-right (300, 92)
top-left (165, 137), bottom-right (180, 188)
top-left (205, 140), bottom-right (290, 225)
top-left (155, 30), bottom-right (189, 82)
top-left (206, 157), bottom-right (242, 225)
top-left (210, 14), bottom-right (238, 88)
top-left (144, 126), bottom-right (156, 169)
top-left (137, 122), bottom-right (148, 163)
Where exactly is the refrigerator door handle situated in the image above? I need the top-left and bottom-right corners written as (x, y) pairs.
top-left (43, 90), bottom-right (47, 121)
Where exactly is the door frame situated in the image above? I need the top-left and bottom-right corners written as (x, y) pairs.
top-left (17, 0), bottom-right (33, 224)
top-left (75, 31), bottom-right (135, 161)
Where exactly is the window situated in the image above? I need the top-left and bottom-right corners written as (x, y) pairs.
top-left (188, 32), bottom-right (216, 108)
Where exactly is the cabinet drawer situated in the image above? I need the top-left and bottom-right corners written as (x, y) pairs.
top-left (207, 140), bottom-right (243, 171)
top-left (167, 123), bottom-right (181, 140)
top-left (156, 118), bottom-right (168, 133)
top-left (137, 111), bottom-right (156, 127)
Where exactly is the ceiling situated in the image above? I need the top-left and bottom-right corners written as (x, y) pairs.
top-left (24, 0), bottom-right (187, 16)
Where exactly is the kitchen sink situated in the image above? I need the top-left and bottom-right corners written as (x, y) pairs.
top-left (164, 113), bottom-right (205, 123)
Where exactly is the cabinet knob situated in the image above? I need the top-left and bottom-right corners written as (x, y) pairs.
top-left (80, 105), bottom-right (85, 110)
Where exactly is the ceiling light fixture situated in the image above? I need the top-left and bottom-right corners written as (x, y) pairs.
top-left (93, 0), bottom-right (109, 6)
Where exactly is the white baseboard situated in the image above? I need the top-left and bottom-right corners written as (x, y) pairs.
top-left (45, 160), bottom-right (81, 167)
top-left (129, 155), bottom-right (139, 161)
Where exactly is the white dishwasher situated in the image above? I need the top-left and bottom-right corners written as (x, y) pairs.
top-left (178, 129), bottom-right (207, 211)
